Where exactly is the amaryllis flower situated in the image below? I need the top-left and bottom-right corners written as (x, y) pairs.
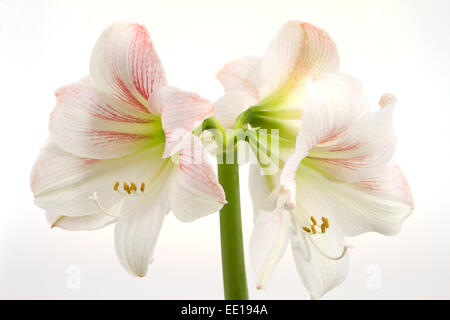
top-left (30, 22), bottom-right (226, 277)
top-left (215, 20), bottom-right (413, 298)
top-left (250, 73), bottom-right (414, 298)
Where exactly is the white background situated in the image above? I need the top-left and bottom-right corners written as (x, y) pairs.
top-left (1, 0), bottom-right (449, 299)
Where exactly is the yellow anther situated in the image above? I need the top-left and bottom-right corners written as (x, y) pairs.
top-left (140, 182), bottom-right (145, 192)
top-left (321, 224), bottom-right (326, 234)
top-left (113, 181), bottom-right (119, 191)
top-left (311, 225), bottom-right (317, 234)
top-left (322, 217), bottom-right (329, 228)
top-left (311, 216), bottom-right (317, 225)
top-left (123, 182), bottom-right (131, 194)
top-left (130, 182), bottom-right (137, 191)
top-left (302, 226), bottom-right (311, 233)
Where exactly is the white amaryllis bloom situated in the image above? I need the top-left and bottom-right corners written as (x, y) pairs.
top-left (250, 74), bottom-right (414, 298)
top-left (215, 20), bottom-right (413, 298)
top-left (30, 22), bottom-right (226, 277)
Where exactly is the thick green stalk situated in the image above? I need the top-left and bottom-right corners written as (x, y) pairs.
top-left (218, 149), bottom-right (249, 300)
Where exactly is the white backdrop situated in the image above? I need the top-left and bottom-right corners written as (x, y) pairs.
top-left (1, 0), bottom-right (449, 299)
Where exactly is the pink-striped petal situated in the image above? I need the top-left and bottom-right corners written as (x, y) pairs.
top-left (216, 56), bottom-right (262, 99)
top-left (90, 22), bottom-right (166, 111)
top-left (170, 135), bottom-right (226, 222)
top-left (357, 161), bottom-right (413, 209)
top-left (151, 86), bottom-right (215, 158)
top-left (49, 83), bottom-right (163, 159)
top-left (280, 74), bottom-right (370, 200)
top-left (306, 90), bottom-right (396, 182)
top-left (259, 21), bottom-right (339, 105)
top-left (293, 160), bottom-right (413, 237)
top-left (280, 74), bottom-right (396, 205)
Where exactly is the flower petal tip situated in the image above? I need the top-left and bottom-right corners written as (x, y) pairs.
top-left (131, 267), bottom-right (148, 278)
top-left (379, 93), bottom-right (397, 109)
top-left (286, 201), bottom-right (296, 210)
top-left (50, 217), bottom-right (62, 229)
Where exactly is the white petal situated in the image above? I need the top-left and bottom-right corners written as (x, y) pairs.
top-left (216, 56), bottom-right (262, 99)
top-left (213, 91), bottom-right (257, 129)
top-left (289, 215), bottom-right (349, 299)
top-left (250, 190), bottom-right (290, 289)
top-left (151, 87), bottom-right (215, 158)
top-left (114, 183), bottom-right (170, 277)
top-left (50, 83), bottom-right (162, 159)
top-left (259, 21), bottom-right (339, 105)
top-left (280, 74), bottom-right (393, 204)
top-left (31, 139), bottom-right (171, 218)
top-left (170, 135), bottom-right (226, 222)
top-left (294, 74), bottom-right (370, 152)
top-left (90, 22), bottom-right (166, 110)
top-left (248, 164), bottom-right (272, 221)
top-left (356, 161), bottom-right (414, 210)
top-left (285, 174), bottom-right (350, 299)
top-left (295, 161), bottom-right (413, 236)
top-left (308, 104), bottom-right (396, 182)
top-left (49, 200), bottom-right (123, 231)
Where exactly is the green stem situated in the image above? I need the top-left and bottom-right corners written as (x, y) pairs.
top-left (199, 116), bottom-right (249, 299)
top-left (234, 108), bottom-right (253, 130)
top-left (218, 148), bottom-right (249, 300)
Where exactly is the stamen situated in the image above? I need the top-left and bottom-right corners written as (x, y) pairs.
top-left (322, 217), bottom-right (329, 228)
top-left (113, 181), bottom-right (148, 196)
top-left (303, 226), bottom-right (311, 233)
top-left (302, 216), bottom-right (329, 235)
top-left (93, 160), bottom-right (172, 220)
top-left (299, 216), bottom-right (350, 261)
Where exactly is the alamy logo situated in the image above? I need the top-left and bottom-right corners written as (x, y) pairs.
top-left (366, 264), bottom-right (381, 290)
top-left (66, 265), bottom-right (81, 290)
